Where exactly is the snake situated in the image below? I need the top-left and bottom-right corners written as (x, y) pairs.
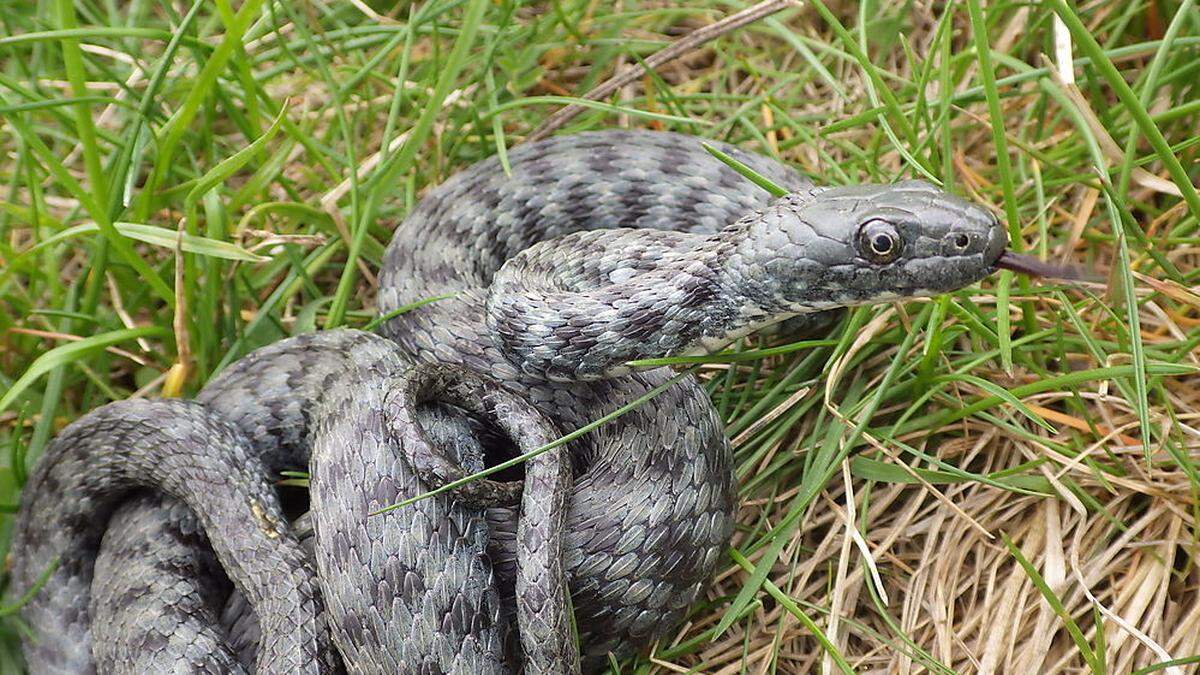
top-left (6, 129), bottom-right (1030, 673)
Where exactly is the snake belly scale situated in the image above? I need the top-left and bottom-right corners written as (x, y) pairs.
top-left (8, 130), bottom-right (1006, 673)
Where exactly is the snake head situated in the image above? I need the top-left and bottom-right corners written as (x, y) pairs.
top-left (726, 179), bottom-right (1006, 312)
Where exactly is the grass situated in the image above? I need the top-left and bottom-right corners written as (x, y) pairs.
top-left (1, 0), bottom-right (1199, 672)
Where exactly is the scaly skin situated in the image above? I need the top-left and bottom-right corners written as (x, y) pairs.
top-left (9, 130), bottom-right (1005, 673)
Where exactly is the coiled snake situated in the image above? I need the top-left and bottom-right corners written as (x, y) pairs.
top-left (8, 130), bottom-right (1022, 673)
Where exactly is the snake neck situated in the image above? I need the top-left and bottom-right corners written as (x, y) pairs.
top-left (485, 225), bottom-right (811, 382)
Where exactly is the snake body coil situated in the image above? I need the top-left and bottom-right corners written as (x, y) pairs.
top-left (8, 131), bottom-right (1006, 673)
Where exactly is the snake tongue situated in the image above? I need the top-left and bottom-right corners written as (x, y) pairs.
top-left (994, 251), bottom-right (1091, 281)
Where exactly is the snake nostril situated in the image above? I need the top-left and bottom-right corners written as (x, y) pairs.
top-left (946, 233), bottom-right (971, 251)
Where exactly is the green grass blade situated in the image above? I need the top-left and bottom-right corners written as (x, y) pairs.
top-left (701, 142), bottom-right (789, 196)
top-left (1004, 533), bottom-right (1102, 672)
top-left (325, 0), bottom-right (490, 328)
top-left (965, 0), bottom-right (1023, 374)
top-left (19, 222), bottom-right (267, 263)
top-left (729, 548), bottom-right (854, 675)
top-left (371, 368), bottom-right (696, 516)
top-left (1047, 0), bottom-right (1200, 221)
top-left (184, 104), bottom-right (288, 212)
top-left (1, 101), bottom-right (174, 305)
top-left (137, 0), bottom-right (268, 215)
top-left (0, 326), bottom-right (168, 414)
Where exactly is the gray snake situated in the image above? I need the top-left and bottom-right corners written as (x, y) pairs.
top-left (7, 130), bottom-right (1018, 673)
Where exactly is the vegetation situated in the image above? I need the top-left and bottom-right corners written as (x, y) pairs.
top-left (1, 0), bottom-right (1198, 671)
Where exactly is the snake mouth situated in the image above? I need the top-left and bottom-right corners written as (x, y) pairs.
top-left (994, 251), bottom-right (1089, 281)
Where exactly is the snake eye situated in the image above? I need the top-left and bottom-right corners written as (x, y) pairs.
top-left (857, 220), bottom-right (902, 264)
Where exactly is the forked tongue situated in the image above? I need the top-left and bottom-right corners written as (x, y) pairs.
top-left (994, 251), bottom-right (1095, 282)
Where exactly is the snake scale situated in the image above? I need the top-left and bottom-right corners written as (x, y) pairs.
top-left (7, 130), bottom-right (1016, 673)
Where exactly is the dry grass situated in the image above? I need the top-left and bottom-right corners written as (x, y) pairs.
top-left (1, 0), bottom-right (1199, 673)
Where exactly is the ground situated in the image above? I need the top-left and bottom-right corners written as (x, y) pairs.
top-left (1, 0), bottom-right (1199, 673)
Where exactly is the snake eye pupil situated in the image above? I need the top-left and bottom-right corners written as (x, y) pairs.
top-left (954, 233), bottom-right (970, 249)
top-left (872, 234), bottom-right (894, 255)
